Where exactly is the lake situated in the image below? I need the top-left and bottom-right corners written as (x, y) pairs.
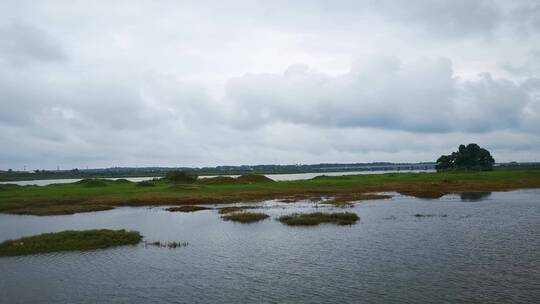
top-left (0, 169), bottom-right (435, 186)
top-left (0, 189), bottom-right (538, 303)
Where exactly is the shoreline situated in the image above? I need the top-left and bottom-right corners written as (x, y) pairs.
top-left (1, 170), bottom-right (539, 216)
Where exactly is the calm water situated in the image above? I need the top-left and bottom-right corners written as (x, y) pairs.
top-left (1, 169), bottom-right (435, 186)
top-left (0, 189), bottom-right (539, 303)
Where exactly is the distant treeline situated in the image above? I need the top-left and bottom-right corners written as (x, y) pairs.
top-left (0, 163), bottom-right (435, 182)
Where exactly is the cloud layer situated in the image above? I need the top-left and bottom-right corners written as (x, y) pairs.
top-left (0, 1), bottom-right (539, 169)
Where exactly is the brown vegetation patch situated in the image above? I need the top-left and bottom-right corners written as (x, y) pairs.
top-left (165, 205), bottom-right (212, 212)
top-left (323, 193), bottom-right (391, 206)
top-left (217, 206), bottom-right (258, 214)
top-left (398, 189), bottom-right (447, 199)
top-left (197, 176), bottom-right (238, 185)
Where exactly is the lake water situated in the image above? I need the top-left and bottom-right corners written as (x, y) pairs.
top-left (0, 189), bottom-right (538, 303)
top-left (1, 169), bottom-right (435, 186)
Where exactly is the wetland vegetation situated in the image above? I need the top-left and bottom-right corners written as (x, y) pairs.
top-left (165, 205), bottom-right (211, 212)
top-left (0, 171), bottom-right (539, 216)
top-left (221, 212), bottom-right (270, 223)
top-left (0, 229), bottom-right (142, 256)
top-left (277, 212), bottom-right (360, 226)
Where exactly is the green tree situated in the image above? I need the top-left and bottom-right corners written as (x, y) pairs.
top-left (436, 144), bottom-right (494, 172)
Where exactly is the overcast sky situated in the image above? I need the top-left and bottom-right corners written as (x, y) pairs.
top-left (1, 0), bottom-right (539, 170)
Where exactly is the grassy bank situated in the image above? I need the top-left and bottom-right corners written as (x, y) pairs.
top-left (0, 229), bottom-right (142, 256)
top-left (278, 212), bottom-right (360, 226)
top-left (1, 170), bottom-right (539, 216)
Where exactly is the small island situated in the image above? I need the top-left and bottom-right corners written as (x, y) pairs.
top-left (222, 212), bottom-right (270, 223)
top-left (0, 229), bottom-right (142, 257)
top-left (278, 212), bottom-right (360, 226)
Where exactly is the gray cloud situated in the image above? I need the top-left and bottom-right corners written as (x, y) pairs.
top-left (0, 21), bottom-right (66, 65)
top-left (373, 0), bottom-right (502, 38)
top-left (0, 0), bottom-right (539, 169)
top-left (223, 58), bottom-right (538, 134)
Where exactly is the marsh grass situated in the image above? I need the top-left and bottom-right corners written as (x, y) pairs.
top-left (278, 212), bottom-right (360, 226)
top-left (76, 179), bottom-right (108, 187)
top-left (136, 181), bottom-right (156, 187)
top-left (114, 179), bottom-right (132, 184)
top-left (236, 174), bottom-right (275, 184)
top-left (1, 170), bottom-right (539, 215)
top-left (413, 213), bottom-right (448, 218)
top-left (146, 241), bottom-right (189, 249)
top-left (0, 229), bottom-right (142, 256)
top-left (198, 176), bottom-right (238, 185)
top-left (7, 204), bottom-right (114, 216)
top-left (165, 205), bottom-right (211, 212)
top-left (217, 206), bottom-right (258, 214)
top-left (323, 193), bottom-right (390, 207)
top-left (222, 212), bottom-right (269, 223)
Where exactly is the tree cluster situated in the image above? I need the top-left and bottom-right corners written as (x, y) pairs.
top-left (436, 144), bottom-right (495, 172)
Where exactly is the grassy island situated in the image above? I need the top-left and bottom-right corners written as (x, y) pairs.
top-left (222, 212), bottom-right (270, 223)
top-left (0, 229), bottom-right (142, 257)
top-left (278, 212), bottom-right (360, 226)
top-left (0, 170), bottom-right (539, 216)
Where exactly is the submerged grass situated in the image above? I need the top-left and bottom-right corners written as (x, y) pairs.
top-left (0, 229), bottom-right (142, 256)
top-left (0, 170), bottom-right (539, 215)
top-left (278, 212), bottom-right (360, 226)
top-left (221, 212), bottom-right (270, 223)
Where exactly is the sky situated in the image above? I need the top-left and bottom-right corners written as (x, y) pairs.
top-left (1, 0), bottom-right (539, 170)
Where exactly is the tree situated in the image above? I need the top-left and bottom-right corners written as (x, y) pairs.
top-left (436, 143), bottom-right (494, 172)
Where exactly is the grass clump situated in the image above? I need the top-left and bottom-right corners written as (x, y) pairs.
top-left (217, 206), bottom-right (258, 214)
top-left (165, 171), bottom-right (198, 183)
top-left (413, 213), bottom-right (448, 218)
top-left (166, 205), bottom-right (211, 212)
top-left (146, 241), bottom-right (189, 249)
top-left (197, 176), bottom-right (238, 185)
top-left (76, 178), bottom-right (108, 187)
top-left (114, 179), bottom-right (132, 184)
top-left (222, 212), bottom-right (269, 223)
top-left (236, 174), bottom-right (275, 184)
top-left (0, 229), bottom-right (142, 256)
top-left (278, 212), bottom-right (360, 226)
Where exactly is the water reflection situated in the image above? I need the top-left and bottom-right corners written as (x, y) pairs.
top-left (460, 192), bottom-right (492, 202)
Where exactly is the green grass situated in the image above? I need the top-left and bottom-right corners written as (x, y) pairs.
top-left (0, 229), bottom-right (142, 256)
top-left (136, 180), bottom-right (156, 187)
top-left (278, 212), bottom-right (360, 226)
top-left (0, 170), bottom-right (539, 215)
top-left (221, 212), bottom-right (270, 223)
top-left (75, 178), bottom-right (108, 187)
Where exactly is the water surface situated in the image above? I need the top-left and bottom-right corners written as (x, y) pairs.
top-left (0, 189), bottom-right (538, 303)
